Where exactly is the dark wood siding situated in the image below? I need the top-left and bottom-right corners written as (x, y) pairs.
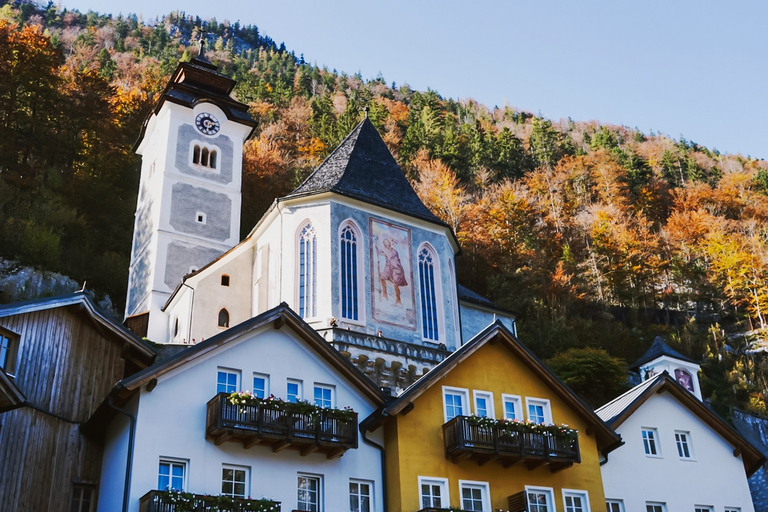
top-left (0, 306), bottom-right (130, 512)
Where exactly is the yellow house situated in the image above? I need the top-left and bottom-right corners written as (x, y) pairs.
top-left (362, 322), bottom-right (622, 512)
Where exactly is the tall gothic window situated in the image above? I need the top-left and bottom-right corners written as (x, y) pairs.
top-left (298, 223), bottom-right (317, 318)
top-left (419, 246), bottom-right (439, 341)
top-left (340, 223), bottom-right (359, 321)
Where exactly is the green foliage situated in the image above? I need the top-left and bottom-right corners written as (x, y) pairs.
top-left (545, 348), bottom-right (629, 407)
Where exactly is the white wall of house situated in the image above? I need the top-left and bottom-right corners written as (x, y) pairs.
top-left (96, 398), bottom-right (137, 512)
top-left (100, 322), bottom-right (383, 512)
top-left (601, 391), bottom-right (755, 512)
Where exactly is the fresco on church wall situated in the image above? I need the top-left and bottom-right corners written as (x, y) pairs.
top-left (370, 218), bottom-right (417, 330)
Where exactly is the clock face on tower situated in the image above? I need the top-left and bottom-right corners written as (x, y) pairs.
top-left (195, 113), bottom-right (220, 135)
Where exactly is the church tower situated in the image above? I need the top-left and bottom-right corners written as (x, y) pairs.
top-left (630, 336), bottom-right (703, 400)
top-left (125, 53), bottom-right (255, 342)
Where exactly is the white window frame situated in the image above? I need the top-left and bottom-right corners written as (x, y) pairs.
top-left (338, 220), bottom-right (365, 326)
top-left (459, 480), bottom-right (491, 512)
top-left (195, 211), bottom-right (207, 224)
top-left (158, 458), bottom-right (187, 491)
top-left (0, 328), bottom-right (19, 376)
top-left (221, 464), bottom-right (249, 498)
top-left (287, 379), bottom-right (303, 403)
top-left (606, 500), bottom-right (624, 512)
top-left (645, 502), bottom-right (666, 512)
top-left (473, 390), bottom-right (495, 418)
top-left (694, 507), bottom-right (713, 512)
top-left (442, 386), bottom-right (470, 423)
top-left (502, 394), bottom-right (523, 421)
top-left (253, 373), bottom-right (269, 399)
top-left (724, 508), bottom-right (742, 512)
top-left (297, 473), bottom-right (323, 512)
top-left (313, 384), bottom-right (335, 409)
top-left (525, 486), bottom-right (555, 512)
top-left (217, 368), bottom-right (240, 394)
top-left (417, 243), bottom-right (445, 343)
top-left (296, 221), bottom-right (318, 320)
top-left (562, 489), bottom-right (590, 512)
top-left (641, 427), bottom-right (661, 457)
top-left (525, 397), bottom-right (553, 424)
top-left (349, 479), bottom-right (373, 512)
top-left (71, 484), bottom-right (96, 512)
top-left (418, 476), bottom-right (449, 509)
top-left (675, 430), bottom-right (694, 460)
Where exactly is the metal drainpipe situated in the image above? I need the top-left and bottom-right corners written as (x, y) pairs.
top-left (360, 424), bottom-right (387, 512)
top-left (107, 395), bottom-right (137, 512)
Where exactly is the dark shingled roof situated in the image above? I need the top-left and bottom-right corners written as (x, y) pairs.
top-left (284, 118), bottom-right (447, 228)
top-left (630, 336), bottom-right (698, 371)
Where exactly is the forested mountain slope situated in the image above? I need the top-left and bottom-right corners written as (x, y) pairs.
top-left (2, 1), bottom-right (767, 414)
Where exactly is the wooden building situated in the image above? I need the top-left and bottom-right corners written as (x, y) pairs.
top-left (0, 292), bottom-right (155, 512)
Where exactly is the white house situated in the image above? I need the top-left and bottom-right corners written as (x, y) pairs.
top-left (92, 303), bottom-right (387, 512)
top-left (597, 339), bottom-right (764, 512)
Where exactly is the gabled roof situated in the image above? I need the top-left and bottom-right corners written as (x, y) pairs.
top-left (112, 303), bottom-right (384, 404)
top-left (596, 372), bottom-right (766, 476)
top-left (0, 368), bottom-right (25, 413)
top-left (362, 321), bottom-right (622, 454)
top-left (630, 336), bottom-right (698, 370)
top-left (0, 292), bottom-right (156, 363)
top-left (284, 118), bottom-right (448, 229)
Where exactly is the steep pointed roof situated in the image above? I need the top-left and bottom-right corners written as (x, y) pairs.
top-left (284, 118), bottom-right (447, 227)
top-left (630, 336), bottom-right (698, 370)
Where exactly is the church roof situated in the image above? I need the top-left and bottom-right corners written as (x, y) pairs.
top-left (284, 118), bottom-right (448, 228)
top-left (630, 336), bottom-right (698, 371)
top-left (457, 284), bottom-right (515, 315)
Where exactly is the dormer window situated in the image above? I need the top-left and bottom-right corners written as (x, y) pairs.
top-left (192, 144), bottom-right (218, 169)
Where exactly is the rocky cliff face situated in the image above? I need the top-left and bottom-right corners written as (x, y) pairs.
top-left (733, 409), bottom-right (768, 511)
top-left (0, 259), bottom-right (118, 319)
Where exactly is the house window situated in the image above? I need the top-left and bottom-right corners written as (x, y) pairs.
top-left (221, 274), bottom-right (230, 286)
top-left (298, 474), bottom-right (322, 512)
top-left (314, 385), bottom-right (334, 409)
top-left (459, 481), bottom-right (490, 512)
top-left (349, 479), bottom-right (372, 512)
top-left (606, 500), bottom-right (624, 512)
top-left (473, 391), bottom-right (494, 418)
top-left (675, 431), bottom-right (693, 459)
top-left (222, 465), bottom-right (248, 498)
top-left (526, 486), bottom-right (554, 512)
top-left (287, 379), bottom-right (303, 403)
top-left (158, 459), bottom-right (186, 491)
top-left (217, 369), bottom-right (240, 394)
top-left (725, 508), bottom-right (742, 512)
top-left (502, 394), bottom-right (522, 421)
top-left (418, 246), bottom-right (440, 341)
top-left (443, 387), bottom-right (469, 422)
top-left (525, 398), bottom-right (552, 424)
top-left (298, 223), bottom-right (317, 319)
top-left (340, 223), bottom-right (361, 322)
top-left (218, 308), bottom-right (230, 328)
top-left (0, 329), bottom-right (19, 375)
top-left (694, 507), bottom-right (713, 512)
top-left (562, 490), bottom-right (590, 512)
top-left (645, 503), bottom-right (666, 512)
top-left (253, 374), bottom-right (269, 399)
top-left (642, 428), bottom-right (660, 456)
top-left (418, 477), bottom-right (449, 509)
top-left (71, 485), bottom-right (96, 512)
top-left (196, 212), bottom-right (207, 224)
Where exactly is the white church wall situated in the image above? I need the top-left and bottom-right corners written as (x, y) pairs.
top-left (459, 302), bottom-right (516, 344)
top-left (601, 392), bottom-right (755, 512)
top-left (124, 324), bottom-right (383, 512)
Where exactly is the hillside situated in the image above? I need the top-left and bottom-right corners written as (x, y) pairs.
top-left (2, 1), bottom-right (768, 415)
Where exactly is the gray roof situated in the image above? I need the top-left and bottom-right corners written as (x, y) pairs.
top-left (284, 119), bottom-right (447, 228)
top-left (596, 374), bottom-right (659, 425)
top-left (457, 284), bottom-right (515, 315)
top-left (630, 336), bottom-right (698, 370)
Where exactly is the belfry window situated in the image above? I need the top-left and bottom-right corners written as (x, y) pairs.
top-left (298, 223), bottom-right (317, 319)
top-left (218, 308), bottom-right (230, 328)
top-left (418, 246), bottom-right (440, 341)
top-left (340, 223), bottom-right (360, 321)
top-left (192, 144), bottom-right (218, 169)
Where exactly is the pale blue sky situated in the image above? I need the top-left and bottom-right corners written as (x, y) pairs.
top-left (66, 0), bottom-right (767, 159)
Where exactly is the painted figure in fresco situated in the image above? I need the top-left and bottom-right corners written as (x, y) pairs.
top-left (377, 238), bottom-right (408, 305)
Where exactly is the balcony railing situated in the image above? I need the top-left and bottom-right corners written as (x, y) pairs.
top-left (206, 392), bottom-right (358, 458)
top-left (139, 490), bottom-right (281, 512)
top-left (443, 416), bottom-right (580, 471)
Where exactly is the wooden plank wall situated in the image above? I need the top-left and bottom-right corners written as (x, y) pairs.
top-left (0, 306), bottom-right (128, 512)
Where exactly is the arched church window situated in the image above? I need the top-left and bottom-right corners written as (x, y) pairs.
top-left (218, 308), bottom-right (230, 328)
top-left (209, 150), bottom-right (217, 169)
top-left (340, 223), bottom-right (360, 321)
top-left (193, 145), bottom-right (201, 164)
top-left (418, 246), bottom-right (440, 342)
top-left (191, 144), bottom-right (218, 169)
top-left (201, 147), bottom-right (210, 167)
top-left (298, 223), bottom-right (317, 318)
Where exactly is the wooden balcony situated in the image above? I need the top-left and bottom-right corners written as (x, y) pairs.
top-left (139, 490), bottom-right (281, 512)
top-left (443, 416), bottom-right (580, 471)
top-left (206, 392), bottom-right (358, 458)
